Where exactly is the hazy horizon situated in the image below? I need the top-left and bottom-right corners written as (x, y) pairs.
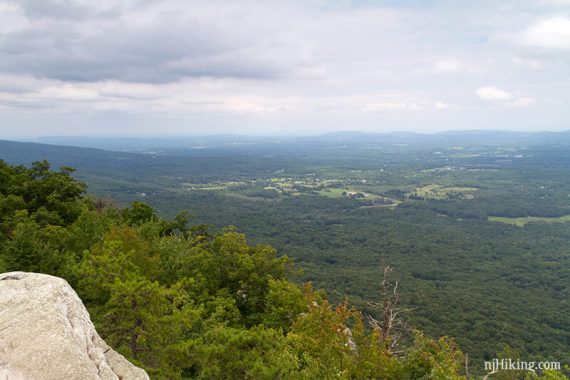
top-left (1, 0), bottom-right (569, 137)
top-left (2, 128), bottom-right (568, 141)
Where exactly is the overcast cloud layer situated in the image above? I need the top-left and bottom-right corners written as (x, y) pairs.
top-left (0, 0), bottom-right (569, 137)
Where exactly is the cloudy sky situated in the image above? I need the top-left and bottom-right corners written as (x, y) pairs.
top-left (0, 0), bottom-right (569, 137)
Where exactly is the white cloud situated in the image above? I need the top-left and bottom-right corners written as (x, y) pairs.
top-left (538, 0), bottom-right (570, 6)
top-left (37, 85), bottom-right (100, 101)
top-left (364, 102), bottom-right (422, 111)
top-left (0, 2), bottom-right (18, 12)
top-left (223, 96), bottom-right (286, 114)
top-left (364, 100), bottom-right (456, 112)
top-left (510, 56), bottom-right (543, 70)
top-left (476, 86), bottom-right (512, 101)
top-left (508, 97), bottom-right (536, 107)
top-left (433, 59), bottom-right (462, 74)
top-left (434, 101), bottom-right (455, 109)
top-left (476, 87), bottom-right (536, 107)
top-left (522, 16), bottom-right (570, 50)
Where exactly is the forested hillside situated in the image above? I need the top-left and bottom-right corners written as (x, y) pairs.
top-left (1, 160), bottom-right (566, 379)
top-left (2, 136), bottom-right (570, 370)
top-left (2, 135), bottom-right (570, 378)
top-left (0, 159), bottom-right (474, 379)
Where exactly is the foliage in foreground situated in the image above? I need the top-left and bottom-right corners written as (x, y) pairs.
top-left (0, 160), bottom-right (567, 379)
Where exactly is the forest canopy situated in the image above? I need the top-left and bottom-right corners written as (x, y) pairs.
top-left (0, 159), bottom-right (567, 379)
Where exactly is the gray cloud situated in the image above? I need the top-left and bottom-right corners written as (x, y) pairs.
top-left (18, 0), bottom-right (94, 20)
top-left (0, 1), bottom-right (313, 82)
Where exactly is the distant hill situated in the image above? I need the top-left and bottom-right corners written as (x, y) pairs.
top-left (4, 130), bottom-right (570, 186)
top-left (0, 139), bottom-right (153, 180)
top-left (26, 130), bottom-right (570, 152)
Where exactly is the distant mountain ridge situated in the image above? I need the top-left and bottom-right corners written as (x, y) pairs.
top-left (3, 129), bottom-right (570, 184)
top-left (16, 129), bottom-right (570, 152)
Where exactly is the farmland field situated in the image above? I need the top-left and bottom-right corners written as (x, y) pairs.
top-left (489, 214), bottom-right (570, 227)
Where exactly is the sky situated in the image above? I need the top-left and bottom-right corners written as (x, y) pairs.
top-left (0, 0), bottom-right (569, 137)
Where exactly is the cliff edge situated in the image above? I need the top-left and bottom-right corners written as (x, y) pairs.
top-left (0, 272), bottom-right (149, 380)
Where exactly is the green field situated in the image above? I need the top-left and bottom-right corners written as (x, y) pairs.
top-left (489, 214), bottom-right (570, 227)
top-left (411, 184), bottom-right (477, 199)
top-left (317, 188), bottom-right (352, 198)
top-left (181, 183), bottom-right (228, 191)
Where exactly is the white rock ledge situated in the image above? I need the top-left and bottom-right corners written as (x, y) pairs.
top-left (0, 272), bottom-right (149, 380)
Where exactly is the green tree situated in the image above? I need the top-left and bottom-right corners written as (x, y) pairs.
top-left (101, 276), bottom-right (203, 379)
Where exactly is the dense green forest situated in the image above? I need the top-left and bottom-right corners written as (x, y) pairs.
top-left (0, 159), bottom-right (475, 379)
top-left (2, 132), bottom-right (570, 378)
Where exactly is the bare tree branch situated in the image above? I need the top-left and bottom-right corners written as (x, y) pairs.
top-left (365, 266), bottom-right (411, 353)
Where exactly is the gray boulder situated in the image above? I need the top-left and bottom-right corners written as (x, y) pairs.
top-left (0, 272), bottom-right (149, 380)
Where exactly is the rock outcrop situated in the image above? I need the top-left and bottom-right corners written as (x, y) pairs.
top-left (0, 272), bottom-right (149, 380)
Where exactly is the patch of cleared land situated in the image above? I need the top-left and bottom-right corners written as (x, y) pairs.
top-left (317, 188), bottom-right (353, 198)
top-left (181, 183), bottom-right (229, 191)
top-left (410, 184), bottom-right (478, 200)
top-left (488, 215), bottom-right (570, 227)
